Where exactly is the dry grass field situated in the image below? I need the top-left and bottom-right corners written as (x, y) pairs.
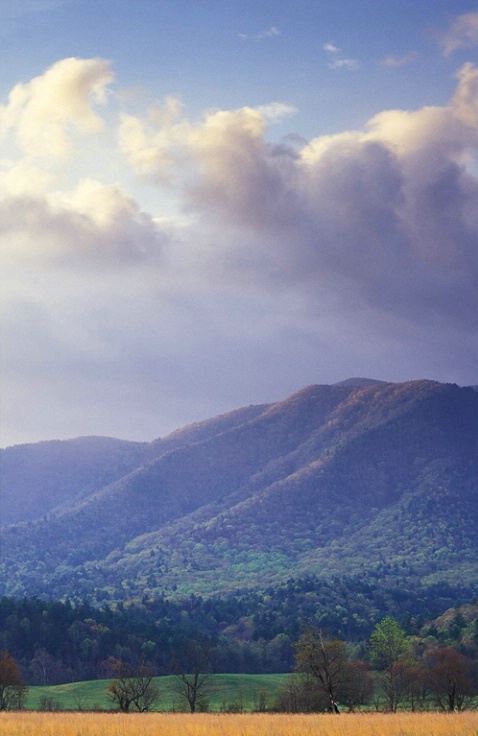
top-left (1, 711), bottom-right (478, 736)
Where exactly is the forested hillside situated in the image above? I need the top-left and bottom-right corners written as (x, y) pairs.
top-left (1, 379), bottom-right (477, 605)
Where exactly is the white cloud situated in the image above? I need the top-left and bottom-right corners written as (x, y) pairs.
top-left (238, 26), bottom-right (280, 41)
top-left (0, 178), bottom-right (168, 268)
top-left (323, 42), bottom-right (341, 54)
top-left (255, 103), bottom-right (297, 122)
top-left (328, 58), bottom-right (359, 70)
top-left (0, 57), bottom-right (114, 159)
top-left (323, 42), bottom-right (358, 70)
top-left (439, 11), bottom-right (478, 56)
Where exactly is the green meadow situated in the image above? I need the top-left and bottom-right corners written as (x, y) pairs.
top-left (25, 673), bottom-right (290, 712)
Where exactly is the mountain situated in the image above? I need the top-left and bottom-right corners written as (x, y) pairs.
top-left (1, 379), bottom-right (477, 604)
top-left (0, 436), bottom-right (154, 526)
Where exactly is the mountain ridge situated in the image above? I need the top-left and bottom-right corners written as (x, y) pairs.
top-left (1, 378), bottom-right (477, 603)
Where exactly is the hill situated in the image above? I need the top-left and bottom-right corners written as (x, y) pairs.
top-left (1, 379), bottom-right (477, 603)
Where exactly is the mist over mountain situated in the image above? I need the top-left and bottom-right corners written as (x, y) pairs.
top-left (1, 379), bottom-right (477, 605)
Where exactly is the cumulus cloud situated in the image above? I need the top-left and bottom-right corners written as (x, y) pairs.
top-left (0, 57), bottom-right (170, 271)
top-left (1, 56), bottom-right (477, 446)
top-left (439, 11), bottom-right (478, 56)
top-left (0, 57), bottom-right (113, 159)
top-left (0, 180), bottom-right (168, 268)
top-left (452, 62), bottom-right (478, 127)
top-left (118, 62), bottom-right (478, 333)
top-left (118, 100), bottom-right (296, 192)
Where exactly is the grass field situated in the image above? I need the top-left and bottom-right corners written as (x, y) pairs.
top-left (25, 673), bottom-right (290, 712)
top-left (1, 711), bottom-right (478, 736)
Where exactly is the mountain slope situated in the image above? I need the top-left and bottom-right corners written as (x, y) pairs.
top-left (1, 379), bottom-right (477, 602)
top-left (0, 404), bottom-right (269, 528)
top-left (0, 436), bottom-right (153, 526)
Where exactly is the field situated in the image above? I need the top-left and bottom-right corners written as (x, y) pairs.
top-left (25, 674), bottom-right (289, 711)
top-left (1, 712), bottom-right (478, 736)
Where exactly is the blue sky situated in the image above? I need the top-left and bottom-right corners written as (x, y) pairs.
top-left (1, 0), bottom-right (477, 446)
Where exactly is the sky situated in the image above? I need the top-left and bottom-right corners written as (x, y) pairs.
top-left (1, 0), bottom-right (477, 447)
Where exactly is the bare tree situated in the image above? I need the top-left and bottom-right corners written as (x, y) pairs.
top-left (106, 658), bottom-right (160, 712)
top-left (173, 640), bottom-right (212, 713)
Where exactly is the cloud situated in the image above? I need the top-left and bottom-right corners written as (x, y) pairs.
top-left (328, 58), bottom-right (359, 70)
top-left (452, 62), bottom-right (478, 127)
top-left (238, 26), bottom-right (280, 41)
top-left (1, 57), bottom-right (478, 446)
top-left (323, 42), bottom-right (359, 70)
top-left (255, 103), bottom-right (297, 122)
top-left (0, 57), bottom-right (114, 159)
top-left (439, 11), bottom-right (478, 56)
top-left (323, 42), bottom-right (341, 54)
top-left (381, 52), bottom-right (419, 67)
top-left (118, 63), bottom-right (478, 335)
top-left (0, 178), bottom-right (169, 268)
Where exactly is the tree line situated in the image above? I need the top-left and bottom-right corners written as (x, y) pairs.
top-left (1, 574), bottom-right (477, 686)
top-left (1, 616), bottom-right (477, 712)
top-left (285, 618), bottom-right (478, 713)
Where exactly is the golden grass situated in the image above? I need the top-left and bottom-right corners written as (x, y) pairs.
top-left (1, 711), bottom-right (478, 736)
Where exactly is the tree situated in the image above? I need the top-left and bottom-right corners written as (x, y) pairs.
top-left (448, 612), bottom-right (466, 642)
top-left (340, 661), bottom-right (374, 712)
top-left (275, 673), bottom-right (325, 712)
top-left (173, 640), bottom-right (212, 713)
top-left (294, 627), bottom-right (346, 713)
top-left (106, 658), bottom-right (159, 713)
top-left (369, 617), bottom-right (414, 711)
top-left (0, 651), bottom-right (28, 711)
top-left (405, 661), bottom-right (427, 712)
top-left (425, 647), bottom-right (476, 712)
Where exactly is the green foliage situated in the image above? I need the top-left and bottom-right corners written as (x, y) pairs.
top-left (1, 578), bottom-right (477, 686)
top-left (370, 617), bottom-right (411, 670)
top-left (370, 617), bottom-right (415, 712)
